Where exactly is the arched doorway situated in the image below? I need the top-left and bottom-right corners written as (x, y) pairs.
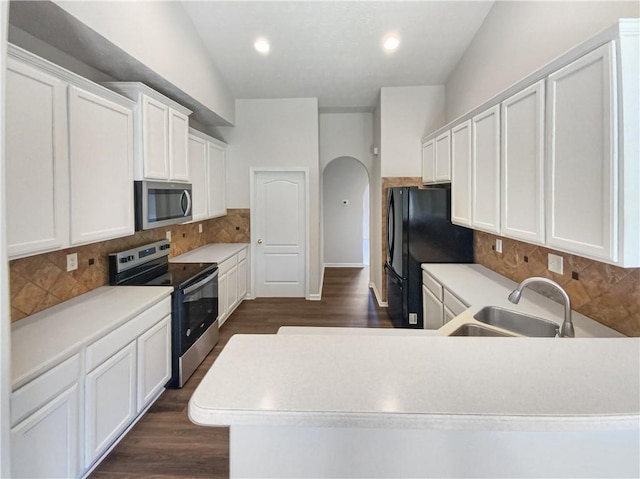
top-left (322, 157), bottom-right (369, 266)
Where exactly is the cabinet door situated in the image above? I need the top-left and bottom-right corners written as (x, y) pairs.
top-left (502, 81), bottom-right (545, 244)
top-left (85, 341), bottom-right (137, 468)
top-left (68, 86), bottom-right (134, 245)
top-left (422, 285), bottom-right (444, 330)
top-left (218, 272), bottom-right (228, 322)
top-left (546, 42), bottom-right (616, 262)
top-left (188, 134), bottom-right (208, 221)
top-left (5, 57), bottom-right (69, 258)
top-left (421, 139), bottom-right (435, 184)
top-left (142, 95), bottom-right (169, 179)
top-left (472, 104), bottom-right (501, 233)
top-left (207, 142), bottom-right (227, 218)
top-left (434, 131), bottom-right (451, 182)
top-left (169, 109), bottom-right (190, 182)
top-left (451, 120), bottom-right (472, 227)
top-left (227, 264), bottom-right (239, 312)
top-left (137, 316), bottom-right (171, 411)
top-left (443, 306), bottom-right (456, 325)
top-left (237, 258), bottom-right (248, 301)
top-left (11, 384), bottom-right (79, 479)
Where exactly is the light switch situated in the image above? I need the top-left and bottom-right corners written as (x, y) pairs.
top-left (166, 231), bottom-right (172, 242)
top-left (495, 239), bottom-right (503, 253)
top-left (198, 224), bottom-right (203, 233)
top-left (548, 253), bottom-right (563, 275)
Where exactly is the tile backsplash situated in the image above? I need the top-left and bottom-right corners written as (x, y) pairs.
top-left (9, 209), bottom-right (250, 322)
top-left (475, 231), bottom-right (640, 337)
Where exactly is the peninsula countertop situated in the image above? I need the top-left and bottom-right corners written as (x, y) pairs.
top-left (189, 333), bottom-right (640, 432)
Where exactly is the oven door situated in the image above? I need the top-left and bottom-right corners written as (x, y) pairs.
top-left (175, 269), bottom-right (218, 355)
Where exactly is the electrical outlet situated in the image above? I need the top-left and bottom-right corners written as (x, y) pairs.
top-left (166, 231), bottom-right (171, 242)
top-left (66, 253), bottom-right (78, 272)
top-left (409, 313), bottom-right (418, 325)
top-left (548, 253), bottom-right (563, 275)
top-left (495, 239), bottom-right (503, 254)
top-left (198, 224), bottom-right (203, 233)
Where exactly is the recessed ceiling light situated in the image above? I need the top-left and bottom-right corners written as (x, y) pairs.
top-left (383, 35), bottom-right (400, 52)
top-left (254, 37), bottom-right (270, 54)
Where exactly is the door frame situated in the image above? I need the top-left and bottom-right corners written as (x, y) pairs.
top-left (249, 167), bottom-right (310, 299)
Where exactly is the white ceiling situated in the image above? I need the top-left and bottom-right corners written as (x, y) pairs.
top-left (182, 1), bottom-right (495, 112)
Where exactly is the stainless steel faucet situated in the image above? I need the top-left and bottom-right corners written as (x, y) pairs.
top-left (508, 277), bottom-right (574, 338)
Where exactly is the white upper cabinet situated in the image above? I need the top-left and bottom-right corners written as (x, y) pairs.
top-left (5, 46), bottom-right (135, 259)
top-left (451, 120), bottom-right (472, 227)
top-left (471, 105), bottom-right (501, 234)
top-left (546, 42), bottom-right (616, 263)
top-left (141, 95), bottom-right (169, 179)
top-left (188, 134), bottom-right (209, 221)
top-left (422, 132), bottom-right (451, 184)
top-left (207, 141), bottom-right (227, 218)
top-left (434, 131), bottom-right (452, 182)
top-left (5, 56), bottom-right (69, 258)
top-left (68, 86), bottom-right (134, 245)
top-left (104, 83), bottom-right (192, 182)
top-left (189, 128), bottom-right (227, 220)
top-left (501, 80), bottom-right (545, 244)
top-left (421, 139), bottom-right (435, 184)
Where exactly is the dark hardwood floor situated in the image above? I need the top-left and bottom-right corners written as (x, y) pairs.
top-left (91, 267), bottom-right (391, 478)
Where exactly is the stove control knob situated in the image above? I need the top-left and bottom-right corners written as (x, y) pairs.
top-left (186, 329), bottom-right (191, 337)
top-left (128, 255), bottom-right (134, 261)
top-left (119, 257), bottom-right (128, 263)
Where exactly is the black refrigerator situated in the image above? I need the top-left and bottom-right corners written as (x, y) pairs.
top-left (385, 186), bottom-right (473, 329)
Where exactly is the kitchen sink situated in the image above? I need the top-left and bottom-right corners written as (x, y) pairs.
top-left (449, 324), bottom-right (514, 337)
top-left (473, 306), bottom-right (559, 337)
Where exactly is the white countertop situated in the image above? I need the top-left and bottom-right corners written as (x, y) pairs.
top-left (422, 264), bottom-right (623, 338)
top-left (190, 333), bottom-right (640, 431)
top-left (171, 243), bottom-right (248, 264)
top-left (11, 285), bottom-right (173, 390)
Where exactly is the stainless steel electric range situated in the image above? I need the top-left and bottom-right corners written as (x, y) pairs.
top-left (109, 240), bottom-right (218, 388)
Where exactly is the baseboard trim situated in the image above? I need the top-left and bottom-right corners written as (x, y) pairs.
top-left (306, 265), bottom-right (325, 301)
top-left (369, 282), bottom-right (387, 307)
top-left (324, 263), bottom-right (366, 268)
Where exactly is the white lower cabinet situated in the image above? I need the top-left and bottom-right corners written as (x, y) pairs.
top-left (11, 354), bottom-right (81, 479)
top-left (10, 297), bottom-right (172, 478)
top-left (137, 316), bottom-right (171, 411)
top-left (422, 285), bottom-right (444, 330)
top-left (85, 341), bottom-right (137, 468)
top-left (422, 271), bottom-right (469, 330)
top-left (217, 247), bottom-right (249, 326)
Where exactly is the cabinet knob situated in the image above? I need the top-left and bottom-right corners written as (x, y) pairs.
top-left (257, 239), bottom-right (263, 244)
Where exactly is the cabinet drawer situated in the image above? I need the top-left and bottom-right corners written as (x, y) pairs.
top-left (422, 271), bottom-right (443, 301)
top-left (11, 354), bottom-right (80, 427)
top-left (443, 289), bottom-right (468, 316)
top-left (237, 247), bottom-right (247, 261)
top-left (86, 297), bottom-right (171, 372)
top-left (218, 254), bottom-right (238, 275)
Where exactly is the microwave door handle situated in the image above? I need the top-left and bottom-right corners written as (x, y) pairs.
top-left (183, 270), bottom-right (218, 295)
top-left (181, 190), bottom-right (192, 216)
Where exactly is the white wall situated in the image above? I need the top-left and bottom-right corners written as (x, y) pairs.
top-left (54, 0), bottom-right (235, 125)
top-left (380, 86), bottom-right (445, 177)
top-left (370, 99), bottom-right (383, 303)
top-left (319, 113), bottom-right (373, 172)
top-left (220, 98), bottom-right (321, 295)
top-left (323, 158), bottom-right (369, 265)
top-left (0, 1), bottom-right (10, 474)
top-left (446, 1), bottom-right (640, 122)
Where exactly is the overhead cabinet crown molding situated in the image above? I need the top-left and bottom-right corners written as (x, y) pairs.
top-left (423, 19), bottom-right (639, 267)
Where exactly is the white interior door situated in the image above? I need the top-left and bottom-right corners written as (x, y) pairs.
top-left (253, 170), bottom-right (306, 297)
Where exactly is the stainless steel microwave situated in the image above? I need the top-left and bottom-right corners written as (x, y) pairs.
top-left (134, 181), bottom-right (193, 231)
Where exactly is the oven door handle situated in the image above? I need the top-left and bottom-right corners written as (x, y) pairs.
top-left (183, 270), bottom-right (218, 295)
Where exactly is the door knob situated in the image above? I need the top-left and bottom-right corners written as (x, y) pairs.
top-left (257, 239), bottom-right (263, 244)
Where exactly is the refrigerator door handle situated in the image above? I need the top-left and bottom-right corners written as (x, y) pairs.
top-left (387, 192), bottom-right (395, 265)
